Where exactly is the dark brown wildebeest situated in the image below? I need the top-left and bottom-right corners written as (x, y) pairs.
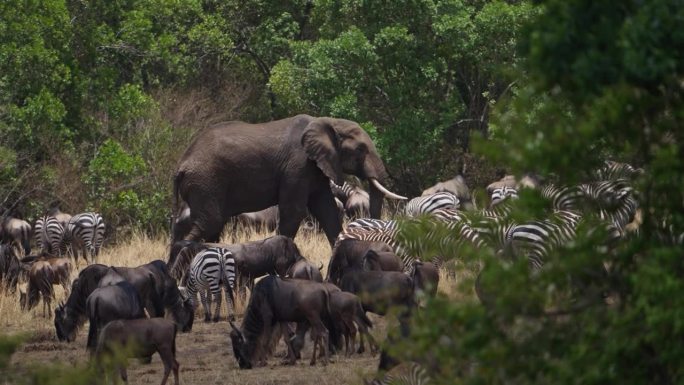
top-left (363, 249), bottom-right (403, 272)
top-left (84, 270), bottom-right (146, 351)
top-left (21, 257), bottom-right (72, 317)
top-left (411, 261), bottom-right (440, 298)
top-left (287, 257), bottom-right (324, 282)
top-left (1, 216), bottom-right (31, 256)
top-left (55, 264), bottom-right (112, 342)
top-left (320, 283), bottom-right (377, 356)
top-left (95, 318), bottom-right (179, 385)
top-left (111, 260), bottom-right (194, 332)
top-left (338, 266), bottom-right (415, 338)
top-left (0, 244), bottom-right (21, 292)
top-left (327, 239), bottom-right (398, 284)
top-left (229, 276), bottom-right (337, 368)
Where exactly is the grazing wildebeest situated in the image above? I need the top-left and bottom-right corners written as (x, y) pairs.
top-left (95, 318), bottom-right (180, 385)
top-left (318, 283), bottom-right (377, 356)
top-left (111, 260), bottom-right (194, 332)
top-left (54, 264), bottom-right (112, 342)
top-left (229, 276), bottom-right (336, 368)
top-left (327, 239), bottom-right (397, 284)
top-left (84, 270), bottom-right (146, 351)
top-left (411, 261), bottom-right (440, 298)
top-left (0, 244), bottom-right (21, 292)
top-left (287, 257), bottom-right (324, 282)
top-left (1, 216), bottom-right (31, 256)
top-left (21, 257), bottom-right (72, 317)
top-left (338, 267), bottom-right (415, 337)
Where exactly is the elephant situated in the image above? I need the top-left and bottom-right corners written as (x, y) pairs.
top-left (171, 115), bottom-right (405, 246)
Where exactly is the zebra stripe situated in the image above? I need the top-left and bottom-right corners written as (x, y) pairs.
top-left (539, 184), bottom-right (584, 211)
top-left (368, 362), bottom-right (430, 385)
top-left (34, 216), bottom-right (64, 256)
top-left (579, 180), bottom-right (638, 231)
top-left (404, 192), bottom-right (459, 217)
top-left (594, 160), bottom-right (642, 181)
top-left (489, 186), bottom-right (518, 207)
top-left (60, 212), bottom-right (105, 263)
top-left (505, 210), bottom-right (582, 270)
top-left (346, 218), bottom-right (398, 231)
top-left (184, 247), bottom-right (236, 321)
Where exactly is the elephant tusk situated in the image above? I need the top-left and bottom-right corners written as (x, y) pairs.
top-left (370, 178), bottom-right (407, 200)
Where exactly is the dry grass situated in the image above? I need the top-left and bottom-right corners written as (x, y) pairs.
top-left (1, 228), bottom-right (391, 385)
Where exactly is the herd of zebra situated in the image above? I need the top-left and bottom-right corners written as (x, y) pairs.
top-left (340, 160), bottom-right (644, 279)
top-left (0, 208), bottom-right (106, 264)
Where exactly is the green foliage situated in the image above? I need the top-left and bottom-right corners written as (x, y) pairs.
top-left (398, 0), bottom-right (684, 384)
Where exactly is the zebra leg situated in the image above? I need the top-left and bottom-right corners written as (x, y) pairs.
top-left (199, 290), bottom-right (210, 322)
top-left (224, 282), bottom-right (235, 322)
top-left (212, 290), bottom-right (222, 323)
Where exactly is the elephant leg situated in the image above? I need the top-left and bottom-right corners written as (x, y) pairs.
top-left (277, 201), bottom-right (308, 240)
top-left (308, 189), bottom-right (343, 246)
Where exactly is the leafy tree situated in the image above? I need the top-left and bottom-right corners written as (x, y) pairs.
top-left (396, 0), bottom-right (684, 383)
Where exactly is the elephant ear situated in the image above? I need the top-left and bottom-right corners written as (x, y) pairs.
top-left (301, 120), bottom-right (344, 185)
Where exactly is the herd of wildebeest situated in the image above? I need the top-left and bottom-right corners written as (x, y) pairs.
top-left (1, 115), bottom-right (646, 385)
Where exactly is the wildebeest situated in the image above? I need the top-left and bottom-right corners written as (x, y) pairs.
top-left (0, 244), bottom-right (21, 292)
top-left (411, 261), bottom-right (440, 298)
top-left (1, 216), bottom-right (31, 256)
top-left (327, 239), bottom-right (397, 284)
top-left (363, 249), bottom-right (403, 272)
top-left (84, 270), bottom-right (146, 351)
top-left (55, 264), bottom-right (112, 342)
top-left (20, 257), bottom-right (72, 317)
top-left (318, 283), bottom-right (377, 356)
top-left (111, 260), bottom-right (194, 332)
top-left (229, 276), bottom-right (337, 368)
top-left (338, 266), bottom-right (415, 337)
top-left (287, 257), bottom-right (324, 282)
top-left (95, 318), bottom-right (180, 385)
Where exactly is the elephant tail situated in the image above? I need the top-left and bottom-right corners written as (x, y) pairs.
top-left (173, 171), bottom-right (184, 215)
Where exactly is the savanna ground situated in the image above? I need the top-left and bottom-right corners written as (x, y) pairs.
top-left (0, 224), bottom-right (458, 385)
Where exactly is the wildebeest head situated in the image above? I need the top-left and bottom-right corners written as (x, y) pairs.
top-left (229, 321), bottom-right (252, 369)
top-left (175, 287), bottom-right (195, 332)
top-left (265, 235), bottom-right (302, 276)
top-left (54, 301), bottom-right (78, 342)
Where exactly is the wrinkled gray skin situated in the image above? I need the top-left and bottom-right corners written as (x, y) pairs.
top-left (421, 175), bottom-right (474, 210)
top-left (172, 115), bottom-right (402, 246)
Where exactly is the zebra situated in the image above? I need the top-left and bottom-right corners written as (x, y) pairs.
top-left (366, 361), bottom-right (431, 385)
top-left (330, 180), bottom-right (370, 218)
top-left (347, 218), bottom-right (398, 231)
top-left (593, 160), bottom-right (642, 181)
top-left (179, 247), bottom-right (237, 322)
top-left (504, 210), bottom-right (583, 271)
top-left (579, 180), bottom-right (639, 232)
top-left (404, 192), bottom-right (459, 217)
top-left (59, 212), bottom-right (105, 264)
top-left (489, 186), bottom-right (518, 207)
top-left (34, 216), bottom-right (64, 256)
top-left (539, 184), bottom-right (585, 211)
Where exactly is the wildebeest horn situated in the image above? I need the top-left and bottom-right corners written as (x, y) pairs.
top-left (229, 320), bottom-right (240, 333)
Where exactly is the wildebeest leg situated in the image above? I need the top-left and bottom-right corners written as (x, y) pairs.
top-left (281, 323), bottom-right (298, 365)
top-left (212, 290), bottom-right (222, 322)
top-left (118, 365), bottom-right (128, 384)
top-left (343, 318), bottom-right (356, 357)
top-left (199, 290), bottom-right (210, 322)
top-left (309, 320), bottom-right (329, 366)
top-left (158, 346), bottom-right (178, 385)
top-left (87, 320), bottom-right (98, 354)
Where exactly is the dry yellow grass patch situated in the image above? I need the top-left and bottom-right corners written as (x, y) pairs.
top-left (1, 227), bottom-right (389, 385)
